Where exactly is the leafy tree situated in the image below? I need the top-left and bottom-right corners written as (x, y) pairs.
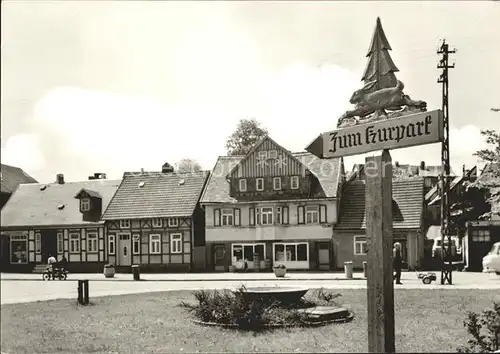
top-left (225, 118), bottom-right (268, 156)
top-left (175, 158), bottom-right (202, 173)
top-left (457, 302), bottom-right (500, 353)
top-left (472, 129), bottom-right (500, 218)
top-left (447, 130), bottom-right (499, 234)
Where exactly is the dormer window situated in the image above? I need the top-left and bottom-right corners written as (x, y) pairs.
top-left (256, 178), bottom-right (264, 191)
top-left (81, 198), bottom-right (91, 212)
top-left (239, 179), bottom-right (247, 192)
top-left (291, 176), bottom-right (299, 190)
top-left (258, 151), bottom-right (267, 160)
top-left (268, 150), bottom-right (278, 159)
top-left (273, 177), bottom-right (282, 190)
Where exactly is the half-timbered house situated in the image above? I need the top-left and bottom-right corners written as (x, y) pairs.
top-left (0, 173), bottom-right (120, 272)
top-left (334, 177), bottom-right (426, 269)
top-left (200, 136), bottom-right (345, 271)
top-left (101, 166), bottom-right (209, 272)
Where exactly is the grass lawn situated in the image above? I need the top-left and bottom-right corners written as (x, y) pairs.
top-left (1, 289), bottom-right (499, 353)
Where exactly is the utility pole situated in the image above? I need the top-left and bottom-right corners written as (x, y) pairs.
top-left (437, 39), bottom-right (456, 285)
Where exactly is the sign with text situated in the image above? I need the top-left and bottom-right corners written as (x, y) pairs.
top-left (310, 110), bottom-right (443, 159)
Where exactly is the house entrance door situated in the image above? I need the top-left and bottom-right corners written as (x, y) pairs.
top-left (318, 242), bottom-right (331, 270)
top-left (118, 234), bottom-right (131, 266)
top-left (41, 230), bottom-right (58, 263)
top-left (213, 244), bottom-right (226, 271)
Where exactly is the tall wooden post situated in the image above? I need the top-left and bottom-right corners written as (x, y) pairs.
top-left (366, 149), bottom-right (395, 353)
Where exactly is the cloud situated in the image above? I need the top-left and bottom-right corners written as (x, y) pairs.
top-left (343, 124), bottom-right (489, 174)
top-left (0, 133), bottom-right (45, 174)
top-left (24, 61), bottom-right (360, 182)
top-left (6, 63), bottom-right (490, 183)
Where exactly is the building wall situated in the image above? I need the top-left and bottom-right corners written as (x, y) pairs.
top-left (105, 217), bottom-right (195, 272)
top-left (205, 239), bottom-right (332, 271)
top-left (333, 229), bottom-right (422, 269)
top-left (464, 222), bottom-right (500, 271)
top-left (2, 225), bottom-right (106, 272)
top-left (204, 200), bottom-right (337, 243)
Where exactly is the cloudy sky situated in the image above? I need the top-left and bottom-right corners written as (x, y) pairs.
top-left (1, 1), bottom-right (499, 183)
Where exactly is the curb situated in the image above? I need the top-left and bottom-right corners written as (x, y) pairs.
top-left (191, 312), bottom-right (355, 329)
top-left (1, 277), bottom-right (366, 282)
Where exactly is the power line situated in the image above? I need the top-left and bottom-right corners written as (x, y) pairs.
top-left (437, 39), bottom-right (456, 286)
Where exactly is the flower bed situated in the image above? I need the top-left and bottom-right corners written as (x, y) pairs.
top-left (180, 286), bottom-right (354, 330)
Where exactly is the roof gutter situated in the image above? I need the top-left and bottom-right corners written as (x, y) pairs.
top-left (1, 222), bottom-right (105, 231)
top-left (201, 197), bottom-right (337, 206)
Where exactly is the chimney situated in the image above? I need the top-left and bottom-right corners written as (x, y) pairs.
top-left (56, 174), bottom-right (65, 184)
top-left (162, 162), bottom-right (174, 173)
top-left (462, 165), bottom-right (466, 177)
top-left (140, 168), bottom-right (144, 174)
top-left (420, 161), bottom-right (425, 170)
top-left (88, 173), bottom-right (107, 180)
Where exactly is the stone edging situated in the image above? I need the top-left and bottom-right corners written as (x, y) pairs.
top-left (191, 311), bottom-right (355, 329)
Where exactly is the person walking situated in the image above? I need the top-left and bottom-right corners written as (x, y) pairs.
top-left (393, 242), bottom-right (403, 285)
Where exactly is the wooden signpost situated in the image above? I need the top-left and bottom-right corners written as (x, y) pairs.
top-left (305, 17), bottom-right (445, 353)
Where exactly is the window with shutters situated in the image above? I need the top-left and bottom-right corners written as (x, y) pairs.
top-left (305, 206), bottom-right (319, 224)
top-left (291, 176), bottom-right (299, 189)
top-left (214, 208), bottom-right (241, 227)
top-left (222, 209), bottom-right (234, 226)
top-left (258, 207), bottom-right (273, 225)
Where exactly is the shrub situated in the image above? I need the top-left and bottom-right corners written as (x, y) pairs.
top-left (273, 264), bottom-right (286, 270)
top-left (457, 302), bottom-right (500, 353)
top-left (180, 286), bottom-right (343, 330)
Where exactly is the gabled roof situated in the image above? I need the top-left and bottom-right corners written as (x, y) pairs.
top-left (226, 135), bottom-right (306, 178)
top-left (201, 152), bottom-right (342, 204)
top-left (336, 177), bottom-right (424, 230)
top-left (0, 164), bottom-right (38, 194)
top-left (426, 166), bottom-right (478, 205)
top-left (75, 188), bottom-right (102, 199)
top-left (102, 171), bottom-right (209, 220)
top-left (1, 179), bottom-right (121, 228)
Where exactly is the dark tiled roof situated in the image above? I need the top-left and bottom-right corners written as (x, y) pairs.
top-left (200, 153), bottom-right (342, 204)
top-left (1, 179), bottom-right (121, 227)
top-left (0, 164), bottom-right (38, 194)
top-left (102, 171), bottom-right (209, 220)
top-left (336, 177), bottom-right (424, 230)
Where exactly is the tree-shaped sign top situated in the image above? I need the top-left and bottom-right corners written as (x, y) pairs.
top-left (361, 17), bottom-right (399, 93)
